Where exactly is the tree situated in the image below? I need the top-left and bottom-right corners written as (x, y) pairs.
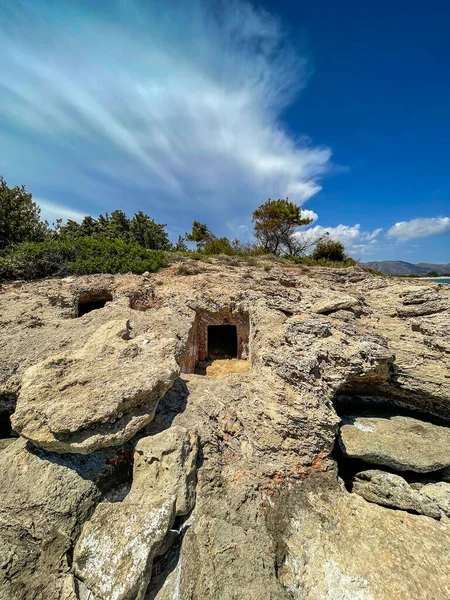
top-left (174, 235), bottom-right (188, 252)
top-left (252, 198), bottom-right (313, 255)
top-left (0, 176), bottom-right (48, 250)
top-left (129, 211), bottom-right (170, 250)
top-left (311, 239), bottom-right (347, 262)
top-left (185, 221), bottom-right (216, 250)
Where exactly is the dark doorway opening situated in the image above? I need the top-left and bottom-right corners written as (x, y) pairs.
top-left (208, 325), bottom-right (238, 360)
top-left (0, 411), bottom-right (13, 438)
top-left (77, 294), bottom-right (113, 317)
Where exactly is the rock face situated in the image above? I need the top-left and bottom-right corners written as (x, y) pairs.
top-left (352, 469), bottom-right (441, 518)
top-left (396, 288), bottom-right (450, 317)
top-left (0, 266), bottom-right (449, 600)
top-left (421, 482), bottom-right (450, 517)
top-left (12, 320), bottom-right (180, 453)
top-left (0, 437), bottom-right (132, 600)
top-left (339, 415), bottom-right (450, 472)
top-left (73, 427), bottom-right (198, 600)
top-left (270, 474), bottom-right (450, 600)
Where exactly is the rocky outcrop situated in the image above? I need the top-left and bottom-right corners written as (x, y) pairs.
top-left (339, 415), bottom-right (450, 472)
top-left (396, 288), bottom-right (450, 317)
top-left (0, 438), bottom-right (132, 600)
top-left (270, 474), bottom-right (450, 600)
top-left (0, 265), bottom-right (449, 600)
top-left (12, 320), bottom-right (180, 453)
top-left (73, 427), bottom-right (198, 600)
top-left (352, 469), bottom-right (441, 518)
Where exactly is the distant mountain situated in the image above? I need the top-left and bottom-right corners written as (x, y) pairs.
top-left (359, 260), bottom-right (450, 276)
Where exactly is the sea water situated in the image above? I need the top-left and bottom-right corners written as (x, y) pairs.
top-left (427, 278), bottom-right (450, 285)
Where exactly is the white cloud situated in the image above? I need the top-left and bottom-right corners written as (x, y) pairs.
top-left (301, 209), bottom-right (319, 223)
top-left (0, 0), bottom-right (333, 233)
top-left (36, 199), bottom-right (85, 224)
top-left (296, 223), bottom-right (383, 256)
top-left (386, 217), bottom-right (450, 241)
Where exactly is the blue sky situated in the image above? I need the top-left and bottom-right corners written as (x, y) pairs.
top-left (1, 0), bottom-right (449, 262)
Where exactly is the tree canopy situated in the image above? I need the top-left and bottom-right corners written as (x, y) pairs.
top-left (252, 198), bottom-right (313, 256)
top-left (0, 176), bottom-right (48, 250)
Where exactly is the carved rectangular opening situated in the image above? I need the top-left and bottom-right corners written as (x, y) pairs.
top-left (77, 293), bottom-right (113, 317)
top-left (0, 411), bottom-right (12, 438)
top-left (207, 325), bottom-right (238, 360)
top-left (180, 309), bottom-right (250, 375)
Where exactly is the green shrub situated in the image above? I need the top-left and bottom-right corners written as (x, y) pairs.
top-left (0, 237), bottom-right (168, 281)
top-left (311, 239), bottom-right (347, 262)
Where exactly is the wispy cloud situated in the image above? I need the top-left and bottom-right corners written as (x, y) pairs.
top-left (0, 0), bottom-right (333, 236)
top-left (35, 198), bottom-right (86, 224)
top-left (386, 217), bottom-right (450, 241)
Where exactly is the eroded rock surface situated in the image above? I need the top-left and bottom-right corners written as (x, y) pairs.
top-left (0, 265), bottom-right (449, 600)
top-left (12, 320), bottom-right (180, 453)
top-left (0, 438), bottom-right (133, 600)
top-left (339, 415), bottom-right (450, 472)
top-left (352, 469), bottom-right (441, 518)
top-left (73, 427), bottom-right (198, 600)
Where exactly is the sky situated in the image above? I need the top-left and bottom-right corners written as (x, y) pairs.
top-left (0, 0), bottom-right (449, 263)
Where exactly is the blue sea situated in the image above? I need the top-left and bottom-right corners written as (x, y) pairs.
top-left (427, 278), bottom-right (450, 285)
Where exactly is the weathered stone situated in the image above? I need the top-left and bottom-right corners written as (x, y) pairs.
top-left (420, 482), bottom-right (450, 517)
top-left (268, 474), bottom-right (450, 600)
top-left (397, 288), bottom-right (450, 317)
top-left (74, 500), bottom-right (175, 600)
top-left (311, 295), bottom-right (361, 315)
top-left (352, 469), bottom-right (441, 518)
top-left (12, 320), bottom-right (179, 453)
top-left (340, 415), bottom-right (450, 472)
top-left (73, 427), bottom-right (198, 600)
top-left (0, 438), bottom-right (16, 452)
top-left (0, 438), bottom-right (130, 600)
top-left (0, 267), bottom-right (449, 599)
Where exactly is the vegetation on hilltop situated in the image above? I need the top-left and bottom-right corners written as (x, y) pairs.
top-left (0, 177), bottom-right (355, 280)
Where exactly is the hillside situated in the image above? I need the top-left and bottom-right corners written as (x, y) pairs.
top-left (360, 260), bottom-right (450, 275)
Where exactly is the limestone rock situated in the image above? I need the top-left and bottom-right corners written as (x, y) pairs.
top-left (420, 482), bottom-right (450, 517)
top-left (352, 469), bottom-right (441, 518)
top-left (340, 415), bottom-right (450, 472)
top-left (270, 474), bottom-right (450, 600)
top-left (397, 288), bottom-right (450, 317)
top-left (73, 427), bottom-right (198, 600)
top-left (131, 426), bottom-right (198, 516)
top-left (12, 320), bottom-right (179, 453)
top-left (0, 438), bottom-right (130, 600)
top-left (74, 500), bottom-right (175, 600)
top-left (311, 295), bottom-right (361, 315)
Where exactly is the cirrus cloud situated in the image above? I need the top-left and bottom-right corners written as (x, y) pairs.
top-left (0, 0), bottom-right (333, 236)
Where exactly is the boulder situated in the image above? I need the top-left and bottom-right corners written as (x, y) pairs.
top-left (73, 426), bottom-right (198, 600)
top-left (0, 438), bottom-right (130, 600)
top-left (352, 469), bottom-right (441, 518)
top-left (339, 415), bottom-right (450, 472)
top-left (12, 320), bottom-right (179, 453)
top-left (420, 482), bottom-right (450, 517)
top-left (311, 295), bottom-right (361, 315)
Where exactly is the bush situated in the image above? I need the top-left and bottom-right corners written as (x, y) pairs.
top-left (311, 240), bottom-right (347, 262)
top-left (0, 237), bottom-right (168, 281)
